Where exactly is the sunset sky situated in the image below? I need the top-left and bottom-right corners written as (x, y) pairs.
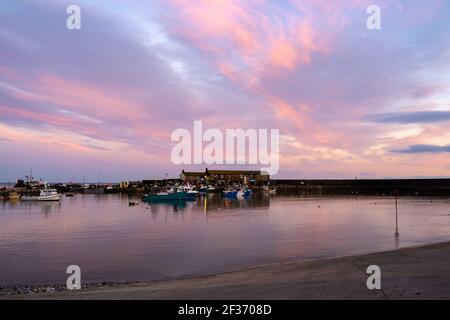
top-left (1, 0), bottom-right (450, 182)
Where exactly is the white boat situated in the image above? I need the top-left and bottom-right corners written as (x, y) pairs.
top-left (177, 184), bottom-right (199, 199)
top-left (22, 185), bottom-right (61, 201)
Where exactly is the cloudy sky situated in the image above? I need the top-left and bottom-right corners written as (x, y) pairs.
top-left (1, 0), bottom-right (450, 182)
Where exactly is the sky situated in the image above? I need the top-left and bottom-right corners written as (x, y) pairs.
top-left (1, 0), bottom-right (450, 182)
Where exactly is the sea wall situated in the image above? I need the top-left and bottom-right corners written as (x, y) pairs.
top-left (270, 179), bottom-right (450, 196)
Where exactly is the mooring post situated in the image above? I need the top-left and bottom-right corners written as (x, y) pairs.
top-left (394, 189), bottom-right (399, 236)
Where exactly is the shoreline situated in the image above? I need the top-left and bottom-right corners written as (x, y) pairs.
top-left (4, 241), bottom-right (450, 300)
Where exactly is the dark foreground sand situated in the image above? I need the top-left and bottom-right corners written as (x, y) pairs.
top-left (6, 242), bottom-right (450, 300)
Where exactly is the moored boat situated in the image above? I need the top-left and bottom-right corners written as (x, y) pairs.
top-left (143, 191), bottom-right (187, 202)
top-left (7, 192), bottom-right (21, 201)
top-left (178, 184), bottom-right (199, 200)
top-left (22, 186), bottom-right (61, 201)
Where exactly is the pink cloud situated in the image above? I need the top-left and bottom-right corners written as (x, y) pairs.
top-left (0, 65), bottom-right (21, 80)
top-left (168, 0), bottom-right (333, 79)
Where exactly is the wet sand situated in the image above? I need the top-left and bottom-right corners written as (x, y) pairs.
top-left (5, 241), bottom-right (450, 300)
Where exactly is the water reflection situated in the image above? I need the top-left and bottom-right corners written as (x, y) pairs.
top-left (395, 232), bottom-right (400, 249)
top-left (2, 200), bottom-right (62, 218)
top-left (1, 194), bottom-right (450, 286)
top-left (144, 194), bottom-right (271, 214)
top-left (147, 199), bottom-right (187, 210)
top-left (26, 201), bottom-right (61, 218)
top-left (199, 194), bottom-right (270, 212)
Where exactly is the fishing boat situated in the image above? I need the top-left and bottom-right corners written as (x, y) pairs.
top-left (22, 187), bottom-right (61, 201)
top-left (7, 192), bottom-right (21, 201)
top-left (143, 191), bottom-right (187, 202)
top-left (178, 184), bottom-right (199, 200)
top-left (206, 185), bottom-right (216, 193)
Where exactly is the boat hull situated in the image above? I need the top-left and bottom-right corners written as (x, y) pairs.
top-left (143, 191), bottom-right (187, 202)
top-left (22, 194), bottom-right (61, 201)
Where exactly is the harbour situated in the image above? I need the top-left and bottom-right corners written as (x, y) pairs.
top-left (3, 0), bottom-right (450, 305)
top-left (2, 191), bottom-right (450, 290)
top-left (2, 169), bottom-right (450, 201)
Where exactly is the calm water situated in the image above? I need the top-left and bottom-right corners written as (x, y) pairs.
top-left (1, 194), bottom-right (450, 286)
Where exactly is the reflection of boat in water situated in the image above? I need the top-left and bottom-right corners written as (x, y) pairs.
top-left (198, 186), bottom-right (207, 195)
top-left (146, 198), bottom-right (187, 209)
top-left (223, 190), bottom-right (238, 198)
top-left (237, 188), bottom-right (252, 198)
top-left (20, 200), bottom-right (62, 217)
top-left (143, 191), bottom-right (187, 202)
top-left (203, 192), bottom-right (269, 212)
top-left (22, 187), bottom-right (61, 201)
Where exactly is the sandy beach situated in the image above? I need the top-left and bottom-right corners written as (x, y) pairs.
top-left (4, 241), bottom-right (450, 300)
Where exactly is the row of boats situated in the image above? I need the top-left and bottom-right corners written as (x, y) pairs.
top-left (4, 183), bottom-right (276, 203)
top-left (3, 185), bottom-right (62, 202)
top-left (143, 184), bottom-right (258, 202)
